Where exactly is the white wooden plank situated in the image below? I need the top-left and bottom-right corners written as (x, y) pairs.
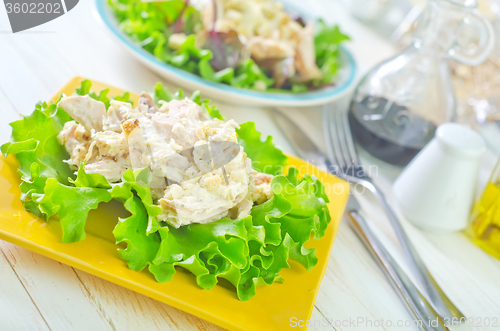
top-left (0, 23), bottom-right (72, 94)
top-left (308, 307), bottom-right (336, 331)
top-left (0, 19), bottom-right (76, 103)
top-left (0, 241), bottom-right (113, 331)
top-left (73, 269), bottom-right (226, 331)
top-left (0, 40), bottom-right (51, 116)
top-left (40, 3), bottom-right (163, 93)
top-left (0, 88), bottom-right (22, 144)
top-left (313, 220), bottom-right (418, 331)
top-left (0, 4), bottom-right (9, 32)
top-left (0, 245), bottom-right (50, 331)
top-left (0, 34), bottom-right (76, 95)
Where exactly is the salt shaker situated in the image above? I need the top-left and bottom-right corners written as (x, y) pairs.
top-left (392, 123), bottom-right (486, 233)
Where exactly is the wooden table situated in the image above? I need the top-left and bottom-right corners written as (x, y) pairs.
top-left (1, 1), bottom-right (499, 330)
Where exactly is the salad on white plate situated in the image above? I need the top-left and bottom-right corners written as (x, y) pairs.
top-left (95, 0), bottom-right (357, 106)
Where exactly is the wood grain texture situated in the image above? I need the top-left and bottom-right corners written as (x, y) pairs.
top-left (0, 241), bottom-right (113, 331)
top-left (73, 269), bottom-right (226, 331)
top-left (0, 89), bottom-right (21, 144)
top-left (313, 220), bottom-right (415, 331)
top-left (0, 248), bottom-right (50, 331)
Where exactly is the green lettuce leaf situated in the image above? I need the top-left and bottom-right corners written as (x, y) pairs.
top-left (231, 59), bottom-right (274, 90)
top-left (236, 122), bottom-right (288, 175)
top-left (1, 99), bottom-right (74, 219)
top-left (114, 195), bottom-right (161, 271)
top-left (150, 216), bottom-right (262, 294)
top-left (76, 79), bottom-right (133, 108)
top-left (1, 102), bottom-right (72, 183)
top-left (36, 177), bottom-right (112, 243)
top-left (314, 20), bottom-right (350, 85)
top-left (112, 168), bottom-right (163, 235)
top-left (71, 163), bottom-right (112, 189)
top-left (26, 163), bottom-right (113, 243)
top-left (75, 79), bottom-right (92, 95)
top-left (250, 172), bottom-right (330, 273)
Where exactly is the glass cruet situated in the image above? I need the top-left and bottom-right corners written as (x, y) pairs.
top-left (470, 158), bottom-right (500, 260)
top-left (348, 0), bottom-right (494, 166)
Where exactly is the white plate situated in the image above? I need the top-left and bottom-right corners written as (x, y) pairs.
top-left (93, 0), bottom-right (357, 107)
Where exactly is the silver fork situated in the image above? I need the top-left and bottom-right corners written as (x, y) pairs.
top-left (322, 103), bottom-right (465, 321)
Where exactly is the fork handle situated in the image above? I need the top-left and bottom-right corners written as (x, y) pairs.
top-left (365, 181), bottom-right (465, 320)
top-left (347, 210), bottom-right (448, 331)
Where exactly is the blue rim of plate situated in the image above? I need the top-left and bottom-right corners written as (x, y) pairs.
top-left (95, 0), bottom-right (357, 101)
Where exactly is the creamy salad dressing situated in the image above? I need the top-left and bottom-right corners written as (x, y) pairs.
top-left (57, 92), bottom-right (273, 227)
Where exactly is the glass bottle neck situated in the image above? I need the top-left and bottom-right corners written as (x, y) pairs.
top-left (413, 0), bottom-right (477, 57)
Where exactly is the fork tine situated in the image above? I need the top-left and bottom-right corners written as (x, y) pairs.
top-left (329, 104), bottom-right (348, 169)
top-left (341, 104), bottom-right (361, 167)
top-left (323, 103), bottom-right (347, 169)
top-left (322, 106), bottom-right (336, 167)
top-left (334, 104), bottom-right (353, 168)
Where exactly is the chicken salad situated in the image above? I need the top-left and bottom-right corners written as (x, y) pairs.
top-left (2, 80), bottom-right (332, 300)
top-left (108, 0), bottom-right (349, 92)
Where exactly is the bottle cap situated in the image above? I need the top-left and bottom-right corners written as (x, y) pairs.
top-left (436, 123), bottom-right (486, 158)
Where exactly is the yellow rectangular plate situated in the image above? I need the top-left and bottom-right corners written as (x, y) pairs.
top-left (0, 77), bottom-right (349, 331)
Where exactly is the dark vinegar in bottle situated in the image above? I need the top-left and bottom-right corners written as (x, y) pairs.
top-left (348, 96), bottom-right (437, 167)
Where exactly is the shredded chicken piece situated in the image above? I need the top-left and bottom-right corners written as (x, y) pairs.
top-left (58, 92), bottom-right (274, 228)
top-left (294, 23), bottom-right (322, 80)
top-left (103, 100), bottom-right (133, 132)
top-left (94, 131), bottom-right (128, 159)
top-left (248, 37), bottom-right (295, 61)
top-left (168, 33), bottom-right (188, 50)
top-left (252, 171), bottom-right (273, 204)
top-left (85, 157), bottom-right (131, 183)
top-left (139, 92), bottom-right (158, 113)
top-left (122, 118), bottom-right (140, 135)
top-left (58, 95), bottom-right (106, 132)
top-left (126, 121), bottom-right (151, 170)
top-left (57, 121), bottom-right (91, 169)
